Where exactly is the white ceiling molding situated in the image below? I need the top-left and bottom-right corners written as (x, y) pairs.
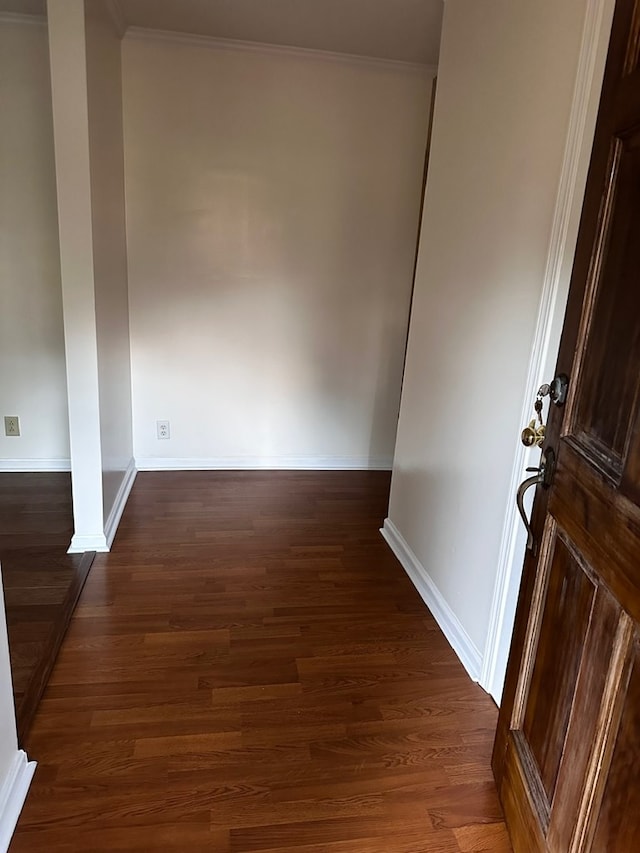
top-left (104, 0), bottom-right (127, 38)
top-left (0, 10), bottom-right (45, 26)
top-left (117, 0), bottom-right (443, 65)
top-left (124, 25), bottom-right (438, 76)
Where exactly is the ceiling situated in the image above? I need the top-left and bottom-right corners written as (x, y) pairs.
top-left (0, 0), bottom-right (443, 66)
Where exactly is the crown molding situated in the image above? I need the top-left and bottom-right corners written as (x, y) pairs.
top-left (104, 0), bottom-right (127, 39)
top-left (0, 11), bottom-right (46, 27)
top-left (124, 26), bottom-right (437, 76)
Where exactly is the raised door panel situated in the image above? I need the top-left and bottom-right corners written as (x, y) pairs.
top-left (506, 525), bottom-right (621, 838)
top-left (591, 639), bottom-right (640, 849)
top-left (570, 128), bottom-right (640, 481)
top-left (521, 537), bottom-right (596, 803)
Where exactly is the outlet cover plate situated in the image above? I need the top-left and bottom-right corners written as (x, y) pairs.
top-left (4, 416), bottom-right (20, 436)
top-left (156, 420), bottom-right (170, 440)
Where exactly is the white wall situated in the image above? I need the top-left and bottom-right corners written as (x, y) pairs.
top-left (85, 0), bottom-right (134, 524)
top-left (0, 567), bottom-right (35, 851)
top-left (0, 572), bottom-right (18, 808)
top-left (0, 17), bottom-right (69, 469)
top-left (47, 0), bottom-right (134, 550)
top-left (48, 0), bottom-right (105, 551)
top-left (386, 0), bottom-right (593, 667)
top-left (123, 35), bottom-right (432, 469)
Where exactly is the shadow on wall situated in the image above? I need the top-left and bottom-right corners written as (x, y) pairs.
top-left (367, 316), bottom-right (408, 468)
top-left (388, 462), bottom-right (502, 655)
top-left (131, 160), bottom-right (418, 462)
top-left (124, 40), bottom-right (429, 463)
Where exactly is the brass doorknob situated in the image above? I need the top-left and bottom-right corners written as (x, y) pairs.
top-left (521, 420), bottom-right (545, 448)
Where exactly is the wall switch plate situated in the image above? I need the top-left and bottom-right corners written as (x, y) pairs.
top-left (156, 420), bottom-right (170, 440)
top-left (4, 416), bottom-right (20, 436)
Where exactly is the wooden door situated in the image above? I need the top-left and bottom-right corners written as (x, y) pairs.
top-left (493, 1), bottom-right (640, 850)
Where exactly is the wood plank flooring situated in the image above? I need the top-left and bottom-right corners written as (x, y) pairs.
top-left (0, 472), bottom-right (94, 741)
top-left (12, 471), bottom-right (511, 852)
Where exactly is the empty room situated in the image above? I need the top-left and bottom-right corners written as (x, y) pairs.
top-left (1, 0), bottom-right (638, 851)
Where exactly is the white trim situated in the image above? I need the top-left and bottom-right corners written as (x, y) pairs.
top-left (104, 0), bottom-right (126, 39)
top-left (480, 0), bottom-right (616, 704)
top-left (135, 456), bottom-right (393, 472)
top-left (0, 751), bottom-right (36, 853)
top-left (381, 519), bottom-right (482, 682)
top-left (68, 532), bottom-right (108, 554)
top-left (0, 12), bottom-right (46, 28)
top-left (0, 458), bottom-right (71, 472)
top-left (124, 26), bottom-right (437, 77)
top-left (104, 458), bottom-right (137, 549)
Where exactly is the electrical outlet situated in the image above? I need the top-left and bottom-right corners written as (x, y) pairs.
top-left (156, 420), bottom-right (170, 440)
top-left (4, 416), bottom-right (20, 437)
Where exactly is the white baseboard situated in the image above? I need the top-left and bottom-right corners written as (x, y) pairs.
top-left (68, 532), bottom-right (109, 554)
top-left (135, 456), bottom-right (393, 471)
top-left (0, 458), bottom-right (71, 472)
top-left (381, 518), bottom-right (482, 683)
top-left (104, 458), bottom-right (137, 549)
top-left (0, 751), bottom-right (36, 853)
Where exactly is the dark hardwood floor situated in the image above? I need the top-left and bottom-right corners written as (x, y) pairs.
top-left (0, 472), bottom-right (94, 742)
top-left (12, 471), bottom-right (510, 852)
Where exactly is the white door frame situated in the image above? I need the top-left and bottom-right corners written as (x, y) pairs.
top-left (480, 0), bottom-right (617, 704)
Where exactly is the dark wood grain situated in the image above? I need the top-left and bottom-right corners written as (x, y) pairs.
top-left (0, 472), bottom-right (94, 742)
top-left (15, 550), bottom-right (94, 745)
top-left (591, 640), bottom-right (640, 850)
top-left (493, 2), bottom-right (640, 850)
top-left (12, 471), bottom-right (509, 852)
top-left (546, 587), bottom-right (621, 852)
top-left (521, 538), bottom-right (595, 801)
top-left (572, 127), bottom-right (640, 475)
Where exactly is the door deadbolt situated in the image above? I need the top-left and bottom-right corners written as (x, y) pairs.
top-left (549, 374), bottom-right (569, 406)
top-left (520, 375), bottom-right (569, 449)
